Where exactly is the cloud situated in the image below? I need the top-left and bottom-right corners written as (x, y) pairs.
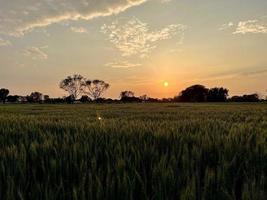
top-left (101, 17), bottom-right (187, 58)
top-left (220, 18), bottom-right (267, 34)
top-left (105, 60), bottom-right (141, 68)
top-left (239, 68), bottom-right (267, 77)
top-left (0, 38), bottom-right (11, 47)
top-left (0, 0), bottom-right (148, 37)
top-left (219, 22), bottom-right (234, 30)
top-left (160, 0), bottom-right (172, 3)
top-left (191, 67), bottom-right (267, 83)
top-left (234, 20), bottom-right (267, 34)
top-left (24, 47), bottom-right (48, 60)
top-left (70, 26), bottom-right (88, 33)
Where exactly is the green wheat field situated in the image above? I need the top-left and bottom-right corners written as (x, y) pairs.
top-left (0, 103), bottom-right (267, 200)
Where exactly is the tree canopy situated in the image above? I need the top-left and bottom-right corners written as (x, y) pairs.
top-left (59, 74), bottom-right (86, 100)
top-left (59, 75), bottom-right (110, 100)
top-left (0, 88), bottom-right (9, 104)
top-left (84, 79), bottom-right (110, 100)
top-left (179, 85), bottom-right (209, 102)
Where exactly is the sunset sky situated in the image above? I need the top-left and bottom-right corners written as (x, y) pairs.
top-left (0, 0), bottom-right (267, 99)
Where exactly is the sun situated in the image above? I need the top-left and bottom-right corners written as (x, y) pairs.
top-left (164, 81), bottom-right (169, 87)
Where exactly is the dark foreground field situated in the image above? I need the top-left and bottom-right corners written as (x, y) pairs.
top-left (0, 103), bottom-right (267, 200)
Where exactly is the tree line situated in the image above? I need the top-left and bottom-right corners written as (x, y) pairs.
top-left (0, 74), bottom-right (265, 104)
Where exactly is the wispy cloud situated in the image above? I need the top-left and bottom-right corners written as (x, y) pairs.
top-left (220, 18), bottom-right (267, 34)
top-left (160, 0), bottom-right (172, 3)
top-left (101, 17), bottom-right (187, 58)
top-left (219, 22), bottom-right (234, 31)
top-left (234, 20), bottom-right (267, 34)
top-left (70, 26), bottom-right (88, 33)
top-left (0, 0), bottom-right (148, 37)
top-left (190, 67), bottom-right (267, 83)
top-left (0, 38), bottom-right (11, 47)
top-left (105, 60), bottom-right (141, 68)
top-left (24, 47), bottom-right (48, 60)
top-left (239, 68), bottom-right (267, 77)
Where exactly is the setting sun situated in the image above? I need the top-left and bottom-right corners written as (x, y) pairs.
top-left (164, 82), bottom-right (169, 87)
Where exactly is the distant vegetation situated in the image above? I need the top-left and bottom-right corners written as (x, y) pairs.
top-left (0, 74), bottom-right (266, 104)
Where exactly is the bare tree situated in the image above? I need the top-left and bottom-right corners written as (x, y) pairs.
top-left (84, 80), bottom-right (110, 100)
top-left (59, 74), bottom-right (86, 100)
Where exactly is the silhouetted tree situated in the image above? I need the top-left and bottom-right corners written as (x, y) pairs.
top-left (162, 98), bottom-right (173, 103)
top-left (173, 95), bottom-right (183, 102)
top-left (7, 95), bottom-right (19, 103)
top-left (207, 87), bottom-right (229, 102)
top-left (84, 79), bottom-right (110, 100)
top-left (105, 98), bottom-right (115, 104)
top-left (49, 98), bottom-right (65, 104)
top-left (27, 92), bottom-right (43, 103)
top-left (229, 96), bottom-right (242, 102)
top-left (64, 95), bottom-right (75, 104)
top-left (59, 74), bottom-right (86, 100)
top-left (44, 95), bottom-right (49, 101)
top-left (79, 95), bottom-right (91, 103)
top-left (140, 94), bottom-right (149, 102)
top-left (229, 94), bottom-right (259, 102)
top-left (243, 94), bottom-right (260, 102)
top-left (147, 97), bottom-right (160, 103)
top-left (43, 95), bottom-right (50, 103)
top-left (120, 91), bottom-right (141, 102)
top-left (179, 85), bottom-right (209, 102)
top-left (94, 98), bottom-right (106, 103)
top-left (0, 88), bottom-right (9, 104)
top-left (120, 91), bottom-right (135, 99)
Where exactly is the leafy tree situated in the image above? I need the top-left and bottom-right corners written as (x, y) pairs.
top-left (64, 95), bottom-right (75, 104)
top-left (243, 94), bottom-right (259, 102)
top-left (43, 95), bottom-right (50, 103)
top-left (207, 87), bottom-right (229, 102)
top-left (7, 95), bottom-right (19, 103)
top-left (59, 74), bottom-right (86, 100)
top-left (146, 97), bottom-right (159, 103)
top-left (43, 95), bottom-right (50, 101)
top-left (179, 85), bottom-right (209, 102)
top-left (79, 95), bottom-right (91, 103)
top-left (140, 94), bottom-right (149, 101)
top-left (229, 94), bottom-right (259, 102)
top-left (49, 98), bottom-right (65, 104)
top-left (84, 80), bottom-right (110, 100)
top-left (120, 91), bottom-right (142, 102)
top-left (27, 92), bottom-right (43, 103)
top-left (0, 88), bottom-right (9, 104)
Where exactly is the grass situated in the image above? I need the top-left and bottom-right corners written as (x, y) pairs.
top-left (0, 103), bottom-right (267, 200)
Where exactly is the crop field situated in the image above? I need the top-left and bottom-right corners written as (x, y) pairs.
top-left (0, 103), bottom-right (267, 200)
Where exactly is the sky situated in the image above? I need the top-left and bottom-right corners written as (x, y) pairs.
top-left (0, 0), bottom-right (267, 99)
